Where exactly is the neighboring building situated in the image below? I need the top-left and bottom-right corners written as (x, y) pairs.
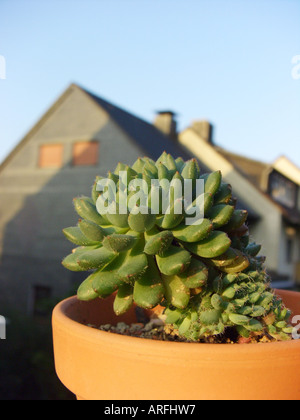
top-left (0, 83), bottom-right (299, 315)
top-left (179, 122), bottom-right (300, 288)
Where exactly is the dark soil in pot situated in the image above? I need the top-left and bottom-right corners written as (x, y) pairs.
top-left (87, 313), bottom-right (285, 344)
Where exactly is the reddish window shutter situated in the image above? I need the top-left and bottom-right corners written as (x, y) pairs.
top-left (39, 144), bottom-right (63, 168)
top-left (73, 141), bottom-right (99, 166)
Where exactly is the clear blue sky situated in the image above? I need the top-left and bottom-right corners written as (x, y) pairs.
top-left (0, 0), bottom-right (299, 167)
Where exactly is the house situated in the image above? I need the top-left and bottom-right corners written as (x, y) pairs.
top-left (0, 83), bottom-right (299, 316)
top-left (0, 83), bottom-right (191, 316)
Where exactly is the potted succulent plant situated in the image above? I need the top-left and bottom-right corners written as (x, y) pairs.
top-left (52, 153), bottom-right (300, 400)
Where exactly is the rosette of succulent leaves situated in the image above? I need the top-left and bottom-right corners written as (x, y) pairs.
top-left (62, 152), bottom-right (293, 342)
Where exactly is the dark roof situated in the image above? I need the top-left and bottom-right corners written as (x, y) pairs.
top-left (215, 146), bottom-right (300, 225)
top-left (79, 85), bottom-right (191, 162)
top-left (215, 147), bottom-right (269, 189)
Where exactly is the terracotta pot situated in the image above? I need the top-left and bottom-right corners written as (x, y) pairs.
top-left (52, 289), bottom-right (300, 400)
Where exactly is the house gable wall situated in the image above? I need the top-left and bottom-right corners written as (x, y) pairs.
top-left (0, 86), bottom-right (144, 314)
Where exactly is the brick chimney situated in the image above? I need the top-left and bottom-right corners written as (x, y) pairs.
top-left (154, 111), bottom-right (177, 141)
top-left (192, 120), bottom-right (214, 144)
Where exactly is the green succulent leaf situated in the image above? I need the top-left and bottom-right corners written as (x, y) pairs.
top-left (213, 183), bottom-right (232, 205)
top-left (102, 233), bottom-right (137, 253)
top-left (73, 196), bottom-right (107, 226)
top-left (164, 308), bottom-right (183, 324)
top-left (163, 274), bottom-right (190, 309)
top-left (200, 309), bottom-right (222, 326)
top-left (156, 202), bottom-right (184, 230)
top-left (78, 220), bottom-right (105, 242)
top-left (77, 247), bottom-right (117, 270)
top-left (209, 248), bottom-right (240, 268)
top-left (246, 243), bottom-right (262, 257)
top-left (63, 226), bottom-right (98, 246)
top-left (185, 231), bottom-right (231, 258)
top-left (223, 210), bottom-right (248, 232)
top-left (62, 246), bottom-right (99, 272)
top-left (92, 264), bottom-right (125, 296)
top-left (219, 251), bottom-right (250, 274)
top-left (118, 236), bottom-right (148, 283)
top-left (132, 158), bottom-right (146, 173)
top-left (244, 319), bottom-right (263, 332)
top-left (91, 176), bottom-right (105, 204)
top-left (211, 294), bottom-right (225, 311)
top-left (155, 151), bottom-right (168, 167)
top-left (208, 204), bottom-right (235, 229)
top-left (133, 256), bottom-right (164, 309)
top-left (157, 162), bottom-right (172, 182)
top-left (156, 245), bottom-right (191, 276)
top-left (200, 171), bottom-right (222, 196)
top-left (113, 283), bottom-right (134, 316)
top-left (128, 210), bottom-right (156, 233)
top-left (178, 315), bottom-right (192, 335)
top-left (203, 192), bottom-right (214, 214)
top-left (106, 212), bottom-right (129, 229)
top-left (144, 229), bottom-right (174, 255)
top-left (181, 158), bottom-right (200, 181)
top-left (77, 273), bottom-right (101, 301)
top-left (114, 162), bottom-right (127, 175)
top-left (179, 258), bottom-right (208, 288)
top-left (164, 154), bottom-right (177, 176)
top-left (172, 219), bottom-right (213, 243)
top-left (229, 313), bottom-right (251, 326)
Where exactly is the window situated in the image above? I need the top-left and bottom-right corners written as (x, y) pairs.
top-left (269, 171), bottom-right (297, 209)
top-left (39, 144), bottom-right (63, 168)
top-left (73, 141), bottom-right (99, 166)
top-left (32, 285), bottom-right (52, 316)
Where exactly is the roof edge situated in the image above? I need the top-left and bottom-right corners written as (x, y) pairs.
top-left (0, 83), bottom-right (77, 174)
